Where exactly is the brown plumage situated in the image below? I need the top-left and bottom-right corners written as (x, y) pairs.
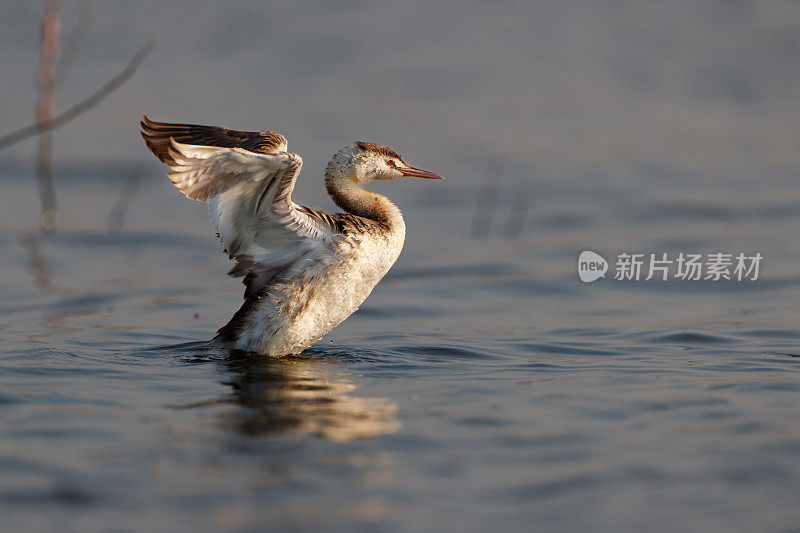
top-left (141, 114), bottom-right (287, 166)
top-left (141, 116), bottom-right (443, 355)
top-left (356, 141), bottom-right (402, 160)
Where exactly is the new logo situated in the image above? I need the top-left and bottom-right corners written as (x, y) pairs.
top-left (578, 251), bottom-right (608, 283)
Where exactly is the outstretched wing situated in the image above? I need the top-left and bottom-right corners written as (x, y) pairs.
top-left (141, 116), bottom-right (342, 298)
top-left (141, 115), bottom-right (288, 166)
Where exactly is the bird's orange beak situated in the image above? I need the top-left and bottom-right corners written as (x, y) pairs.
top-left (399, 166), bottom-right (444, 179)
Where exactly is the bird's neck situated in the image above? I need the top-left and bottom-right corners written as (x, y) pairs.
top-left (325, 173), bottom-right (404, 232)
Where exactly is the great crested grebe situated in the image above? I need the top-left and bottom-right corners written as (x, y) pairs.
top-left (141, 116), bottom-right (443, 356)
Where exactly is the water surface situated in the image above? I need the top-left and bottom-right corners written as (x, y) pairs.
top-left (2, 1), bottom-right (800, 531)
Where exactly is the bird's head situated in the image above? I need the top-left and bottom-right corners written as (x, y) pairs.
top-left (326, 142), bottom-right (444, 185)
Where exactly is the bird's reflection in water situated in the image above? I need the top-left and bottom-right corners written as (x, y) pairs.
top-left (215, 350), bottom-right (400, 442)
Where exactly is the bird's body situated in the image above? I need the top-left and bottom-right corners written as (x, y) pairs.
top-left (140, 116), bottom-right (442, 356)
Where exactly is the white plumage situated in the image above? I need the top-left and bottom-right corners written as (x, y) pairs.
top-left (141, 116), bottom-right (443, 356)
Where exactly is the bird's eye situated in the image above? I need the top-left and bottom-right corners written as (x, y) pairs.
top-left (387, 160), bottom-right (396, 167)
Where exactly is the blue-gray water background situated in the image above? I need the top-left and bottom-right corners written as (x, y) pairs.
top-left (2, 1), bottom-right (800, 531)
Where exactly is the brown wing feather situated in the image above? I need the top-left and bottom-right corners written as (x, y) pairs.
top-left (140, 114), bottom-right (287, 166)
top-left (298, 206), bottom-right (382, 235)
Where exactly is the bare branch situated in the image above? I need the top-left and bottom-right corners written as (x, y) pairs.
top-left (19, 231), bottom-right (53, 290)
top-left (471, 156), bottom-right (504, 238)
top-left (107, 164), bottom-right (147, 234)
top-left (0, 39), bottom-right (154, 150)
top-left (36, 0), bottom-right (61, 232)
top-left (54, 4), bottom-right (91, 85)
top-left (502, 192), bottom-right (530, 238)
